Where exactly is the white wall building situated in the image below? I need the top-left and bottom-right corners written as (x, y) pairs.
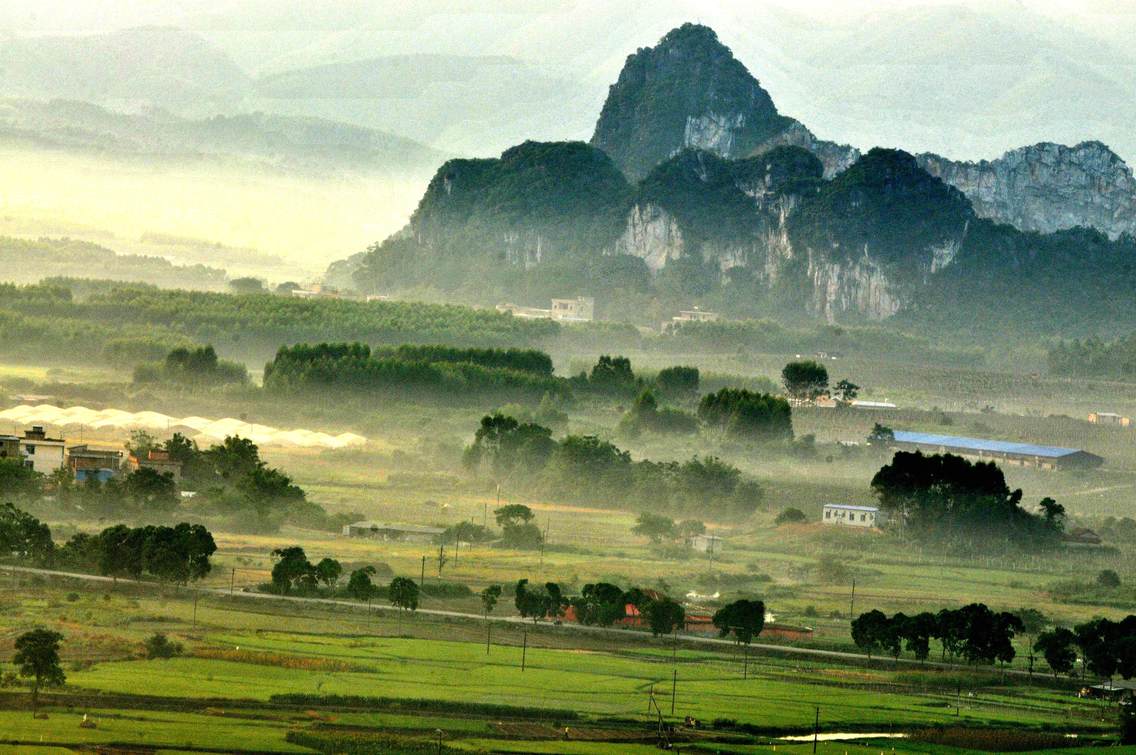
top-left (19, 426), bottom-right (66, 474)
top-left (822, 503), bottom-right (885, 528)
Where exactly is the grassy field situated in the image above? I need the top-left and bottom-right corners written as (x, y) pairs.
top-left (3, 332), bottom-right (1136, 751)
top-left (0, 577), bottom-right (1125, 753)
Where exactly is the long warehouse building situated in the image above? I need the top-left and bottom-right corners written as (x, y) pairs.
top-left (890, 431), bottom-right (1103, 470)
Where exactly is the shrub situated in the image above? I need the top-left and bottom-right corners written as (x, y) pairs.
top-left (1097, 569), bottom-right (1122, 588)
top-left (775, 507), bottom-right (808, 525)
top-left (144, 633), bottom-right (184, 659)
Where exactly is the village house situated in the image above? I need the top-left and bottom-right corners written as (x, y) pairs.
top-left (18, 426), bottom-right (66, 474)
top-left (669, 307), bottom-right (720, 328)
top-left (496, 296), bottom-right (595, 323)
top-left (0, 434), bottom-right (19, 461)
top-left (127, 448), bottom-right (183, 482)
top-left (1088, 412), bottom-right (1131, 427)
top-left (822, 503), bottom-right (885, 528)
top-left (67, 444), bottom-right (124, 483)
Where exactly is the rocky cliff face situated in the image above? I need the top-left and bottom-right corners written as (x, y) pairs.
top-left (614, 147), bottom-right (821, 279)
top-left (917, 141), bottom-right (1136, 239)
top-left (751, 122), bottom-right (861, 180)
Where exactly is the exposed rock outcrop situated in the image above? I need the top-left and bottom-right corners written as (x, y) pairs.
top-left (751, 121), bottom-right (861, 179)
top-left (917, 141), bottom-right (1136, 239)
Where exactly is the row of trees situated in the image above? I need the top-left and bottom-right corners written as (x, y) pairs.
top-left (1035, 616), bottom-right (1136, 679)
top-left (851, 604), bottom-right (1024, 665)
top-left (697, 388), bottom-right (793, 441)
top-left (1048, 335), bottom-right (1136, 380)
top-left (263, 342), bottom-right (567, 401)
top-left (57, 523), bottom-right (217, 584)
top-left (464, 414), bottom-right (763, 517)
top-left (511, 578), bottom-right (761, 642)
top-left (0, 505), bottom-right (217, 584)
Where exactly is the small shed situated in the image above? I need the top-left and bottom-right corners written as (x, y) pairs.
top-left (690, 534), bottom-right (723, 554)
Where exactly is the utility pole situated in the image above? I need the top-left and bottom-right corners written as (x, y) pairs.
top-left (192, 587), bottom-right (199, 629)
top-left (849, 577), bottom-right (856, 619)
top-left (521, 631), bottom-right (528, 671)
top-left (420, 555), bottom-right (426, 585)
top-left (812, 707), bottom-right (819, 754)
top-left (230, 568), bottom-right (235, 597)
top-left (671, 668), bottom-right (677, 715)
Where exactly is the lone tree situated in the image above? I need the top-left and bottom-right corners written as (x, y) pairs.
top-left (781, 360), bottom-right (828, 401)
top-left (480, 584), bottom-right (502, 617)
top-left (1034, 627), bottom-right (1078, 677)
top-left (347, 566), bottom-right (378, 602)
top-left (832, 379), bottom-right (860, 404)
top-left (270, 546), bottom-right (315, 594)
top-left (389, 577), bottom-right (420, 613)
top-left (14, 629), bottom-right (65, 715)
top-left (315, 558), bottom-right (343, 588)
top-left (851, 609), bottom-right (890, 659)
top-left (495, 504), bottom-right (544, 550)
top-left (480, 584), bottom-right (503, 653)
top-left (388, 576), bottom-right (420, 634)
top-left (632, 512), bottom-right (675, 543)
top-left (646, 597), bottom-right (686, 637)
top-left (712, 599), bottom-right (765, 644)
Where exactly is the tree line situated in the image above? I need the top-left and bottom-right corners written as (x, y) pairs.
top-left (1048, 335), bottom-right (1136, 380)
top-left (262, 342), bottom-right (568, 401)
top-left (463, 414), bottom-right (763, 516)
top-left (1034, 616), bottom-right (1136, 679)
top-left (851, 604), bottom-right (1024, 665)
top-left (0, 503), bottom-right (216, 583)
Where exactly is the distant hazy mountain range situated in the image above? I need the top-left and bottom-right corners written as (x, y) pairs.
top-left (0, 98), bottom-right (444, 173)
top-left (336, 23), bottom-right (1136, 339)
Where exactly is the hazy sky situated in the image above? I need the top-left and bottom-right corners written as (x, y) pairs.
top-left (1, 0), bottom-right (1133, 160)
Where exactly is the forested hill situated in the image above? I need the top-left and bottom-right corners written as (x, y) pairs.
top-left (335, 22), bottom-right (1136, 343)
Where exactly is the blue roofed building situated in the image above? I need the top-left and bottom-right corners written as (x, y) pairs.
top-left (890, 431), bottom-right (1103, 470)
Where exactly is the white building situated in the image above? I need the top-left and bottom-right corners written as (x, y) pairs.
top-left (822, 504), bottom-right (885, 528)
top-left (497, 297), bottom-right (595, 323)
top-left (19, 426), bottom-right (66, 474)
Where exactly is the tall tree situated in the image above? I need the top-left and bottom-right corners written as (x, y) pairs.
top-left (712, 599), bottom-right (765, 644)
top-left (347, 566), bottom-right (377, 602)
top-left (1034, 627), bottom-right (1077, 677)
top-left (781, 360), bottom-right (828, 400)
top-left (13, 629), bottom-right (65, 715)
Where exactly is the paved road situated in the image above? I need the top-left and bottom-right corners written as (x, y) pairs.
top-left (3, 564), bottom-right (1033, 677)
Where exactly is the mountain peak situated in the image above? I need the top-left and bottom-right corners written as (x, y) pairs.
top-left (590, 23), bottom-right (794, 181)
top-left (656, 22), bottom-right (725, 51)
